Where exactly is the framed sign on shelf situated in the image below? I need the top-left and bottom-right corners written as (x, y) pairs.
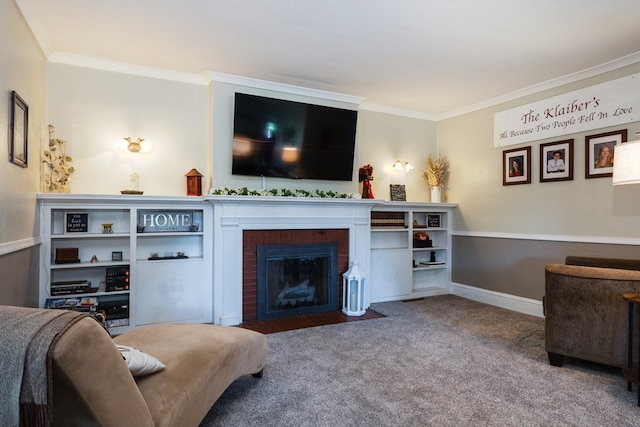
top-left (427, 214), bottom-right (441, 228)
top-left (65, 212), bottom-right (89, 233)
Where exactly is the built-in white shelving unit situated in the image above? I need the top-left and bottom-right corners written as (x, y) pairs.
top-left (369, 202), bottom-right (455, 303)
top-left (38, 194), bottom-right (213, 334)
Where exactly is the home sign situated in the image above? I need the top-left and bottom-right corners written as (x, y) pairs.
top-left (137, 210), bottom-right (196, 233)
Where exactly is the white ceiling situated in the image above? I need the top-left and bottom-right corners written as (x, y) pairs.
top-left (18, 0), bottom-right (640, 118)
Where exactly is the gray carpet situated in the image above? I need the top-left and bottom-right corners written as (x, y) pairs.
top-left (200, 295), bottom-right (639, 426)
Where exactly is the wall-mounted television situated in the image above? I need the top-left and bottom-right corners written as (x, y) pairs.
top-left (232, 93), bottom-right (358, 181)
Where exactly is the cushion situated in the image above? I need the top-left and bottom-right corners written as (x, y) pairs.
top-left (117, 345), bottom-right (166, 376)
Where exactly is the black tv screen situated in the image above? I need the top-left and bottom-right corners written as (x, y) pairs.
top-left (232, 93), bottom-right (357, 181)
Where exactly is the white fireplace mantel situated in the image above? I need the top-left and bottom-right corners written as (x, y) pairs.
top-left (205, 196), bottom-right (379, 325)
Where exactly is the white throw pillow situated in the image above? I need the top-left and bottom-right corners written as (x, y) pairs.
top-left (117, 344), bottom-right (166, 376)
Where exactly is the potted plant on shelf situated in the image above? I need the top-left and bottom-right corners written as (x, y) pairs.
top-left (413, 232), bottom-right (432, 248)
top-left (423, 154), bottom-right (449, 203)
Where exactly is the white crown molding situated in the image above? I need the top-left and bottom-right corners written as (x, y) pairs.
top-left (47, 52), bottom-right (210, 85)
top-left (437, 51), bottom-right (640, 121)
top-left (358, 103), bottom-right (438, 121)
top-left (206, 71), bottom-right (365, 106)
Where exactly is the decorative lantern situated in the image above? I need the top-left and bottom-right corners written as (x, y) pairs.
top-left (185, 169), bottom-right (203, 196)
top-left (342, 259), bottom-right (366, 316)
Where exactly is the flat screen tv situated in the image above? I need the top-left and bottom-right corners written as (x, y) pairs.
top-left (232, 93), bottom-right (358, 181)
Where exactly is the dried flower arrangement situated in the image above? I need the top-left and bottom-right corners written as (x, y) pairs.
top-left (42, 124), bottom-right (75, 193)
top-left (423, 154), bottom-right (449, 187)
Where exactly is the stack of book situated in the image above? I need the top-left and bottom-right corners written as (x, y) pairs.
top-left (371, 211), bottom-right (405, 228)
top-left (106, 266), bottom-right (130, 292)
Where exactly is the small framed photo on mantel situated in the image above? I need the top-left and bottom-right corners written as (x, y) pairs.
top-left (390, 184), bottom-right (406, 201)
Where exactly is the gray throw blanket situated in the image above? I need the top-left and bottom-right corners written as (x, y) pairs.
top-left (0, 306), bottom-right (85, 427)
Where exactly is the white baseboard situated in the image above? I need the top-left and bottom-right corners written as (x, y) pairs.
top-left (450, 282), bottom-right (544, 318)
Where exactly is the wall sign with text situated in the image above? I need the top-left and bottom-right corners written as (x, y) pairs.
top-left (137, 210), bottom-right (198, 233)
top-left (65, 212), bottom-right (89, 233)
top-left (494, 73), bottom-right (640, 147)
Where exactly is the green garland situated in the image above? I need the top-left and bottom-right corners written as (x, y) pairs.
top-left (211, 187), bottom-right (355, 199)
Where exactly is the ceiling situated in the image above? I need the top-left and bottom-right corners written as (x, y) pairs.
top-left (19, 0), bottom-right (640, 119)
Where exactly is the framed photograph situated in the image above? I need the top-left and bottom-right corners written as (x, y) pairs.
top-left (503, 146), bottom-right (531, 186)
top-left (9, 90), bottom-right (28, 168)
top-left (112, 251), bottom-right (123, 262)
top-left (540, 139), bottom-right (574, 183)
top-left (389, 184), bottom-right (406, 201)
top-left (65, 212), bottom-right (89, 233)
top-left (585, 129), bottom-right (627, 179)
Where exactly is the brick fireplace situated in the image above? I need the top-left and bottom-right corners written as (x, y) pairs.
top-left (206, 196), bottom-right (377, 325)
top-left (242, 229), bottom-right (349, 321)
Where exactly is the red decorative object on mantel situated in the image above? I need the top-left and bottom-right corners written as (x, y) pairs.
top-left (185, 168), bottom-right (203, 196)
top-left (358, 164), bottom-right (375, 199)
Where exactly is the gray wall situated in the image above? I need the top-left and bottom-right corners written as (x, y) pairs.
top-left (452, 236), bottom-right (640, 300)
top-left (0, 0), bottom-right (46, 306)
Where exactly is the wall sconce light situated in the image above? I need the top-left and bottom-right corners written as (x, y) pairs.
top-left (393, 160), bottom-right (414, 172)
top-left (122, 137), bottom-right (152, 153)
top-left (612, 140), bottom-right (640, 185)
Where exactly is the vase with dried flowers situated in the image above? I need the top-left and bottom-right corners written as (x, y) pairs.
top-left (42, 124), bottom-right (75, 193)
top-left (358, 164), bottom-right (375, 199)
top-left (423, 154), bottom-right (449, 203)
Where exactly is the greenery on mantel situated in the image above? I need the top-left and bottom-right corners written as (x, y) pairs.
top-left (210, 187), bottom-right (356, 199)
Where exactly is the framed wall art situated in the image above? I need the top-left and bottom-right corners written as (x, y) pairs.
top-left (503, 146), bottom-right (531, 186)
top-left (540, 139), bottom-right (573, 183)
top-left (9, 90), bottom-right (28, 168)
top-left (585, 129), bottom-right (627, 179)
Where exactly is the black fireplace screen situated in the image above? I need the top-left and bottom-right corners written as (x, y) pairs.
top-left (257, 242), bottom-right (338, 319)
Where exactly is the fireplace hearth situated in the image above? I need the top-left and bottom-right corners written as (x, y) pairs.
top-left (257, 242), bottom-right (338, 320)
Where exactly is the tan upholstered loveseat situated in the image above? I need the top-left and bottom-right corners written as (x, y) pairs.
top-left (0, 306), bottom-right (267, 427)
top-left (544, 256), bottom-right (640, 368)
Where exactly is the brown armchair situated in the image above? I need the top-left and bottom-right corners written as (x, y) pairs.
top-left (544, 256), bottom-right (640, 368)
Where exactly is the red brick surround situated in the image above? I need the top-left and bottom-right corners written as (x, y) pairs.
top-left (242, 229), bottom-right (349, 321)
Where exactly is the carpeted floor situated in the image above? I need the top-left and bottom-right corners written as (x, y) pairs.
top-left (200, 295), bottom-right (640, 426)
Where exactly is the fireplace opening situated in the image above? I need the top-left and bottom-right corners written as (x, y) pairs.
top-left (257, 242), bottom-right (338, 320)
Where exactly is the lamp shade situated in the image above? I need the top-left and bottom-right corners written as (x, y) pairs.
top-left (612, 140), bottom-right (640, 186)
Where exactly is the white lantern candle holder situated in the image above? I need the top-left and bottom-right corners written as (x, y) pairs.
top-left (343, 259), bottom-right (366, 316)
